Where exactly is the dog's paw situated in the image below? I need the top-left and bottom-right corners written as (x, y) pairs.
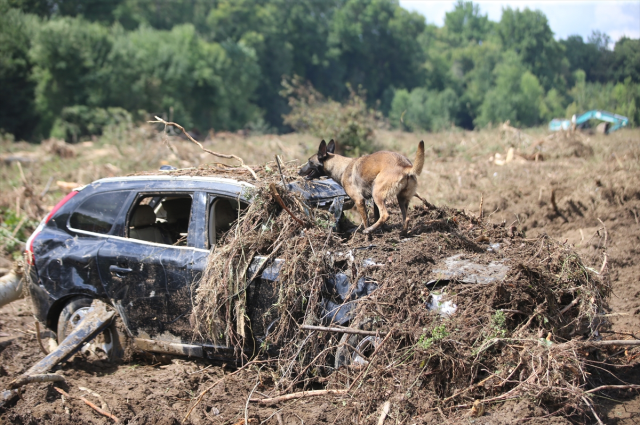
top-left (363, 228), bottom-right (371, 234)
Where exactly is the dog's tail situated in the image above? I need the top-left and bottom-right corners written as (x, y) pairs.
top-left (410, 141), bottom-right (425, 176)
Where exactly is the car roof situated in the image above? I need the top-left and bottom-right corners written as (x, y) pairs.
top-left (76, 175), bottom-right (256, 200)
top-left (94, 175), bottom-right (256, 188)
top-left (82, 174), bottom-right (347, 205)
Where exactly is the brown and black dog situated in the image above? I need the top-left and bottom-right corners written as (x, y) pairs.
top-left (299, 139), bottom-right (424, 234)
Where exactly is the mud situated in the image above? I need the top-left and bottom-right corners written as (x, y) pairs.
top-left (1, 298), bottom-right (340, 424)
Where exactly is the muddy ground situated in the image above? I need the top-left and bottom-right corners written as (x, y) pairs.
top-left (1, 127), bottom-right (639, 424)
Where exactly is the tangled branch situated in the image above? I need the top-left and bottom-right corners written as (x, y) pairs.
top-left (149, 116), bottom-right (259, 180)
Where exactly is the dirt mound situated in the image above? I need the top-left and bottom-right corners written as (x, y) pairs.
top-left (541, 132), bottom-right (595, 159)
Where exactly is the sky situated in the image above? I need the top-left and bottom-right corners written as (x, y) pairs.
top-left (399, 1), bottom-right (640, 44)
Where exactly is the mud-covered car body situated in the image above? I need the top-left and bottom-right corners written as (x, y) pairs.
top-left (25, 175), bottom-right (373, 359)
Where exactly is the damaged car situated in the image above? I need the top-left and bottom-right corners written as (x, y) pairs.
top-left (25, 174), bottom-right (378, 362)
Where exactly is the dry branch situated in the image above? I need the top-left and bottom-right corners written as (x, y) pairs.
top-left (79, 386), bottom-right (112, 414)
top-left (300, 324), bottom-right (387, 336)
top-left (269, 183), bottom-right (306, 227)
top-left (377, 400), bottom-right (391, 425)
top-left (582, 396), bottom-right (604, 425)
top-left (414, 193), bottom-right (435, 209)
top-left (584, 340), bottom-right (640, 347)
top-left (10, 373), bottom-right (65, 388)
top-left (550, 188), bottom-right (559, 214)
top-left (34, 321), bottom-right (49, 355)
top-left (275, 155), bottom-right (287, 188)
top-left (585, 384), bottom-right (640, 393)
top-left (149, 116), bottom-right (258, 180)
top-left (597, 218), bottom-right (608, 274)
top-left (54, 387), bottom-right (119, 423)
top-left (182, 360), bottom-right (266, 423)
top-left (250, 389), bottom-right (348, 406)
top-left (558, 298), bottom-right (579, 316)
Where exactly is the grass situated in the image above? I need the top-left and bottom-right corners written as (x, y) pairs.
top-left (417, 324), bottom-right (449, 349)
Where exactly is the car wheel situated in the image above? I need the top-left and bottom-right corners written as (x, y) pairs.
top-left (335, 320), bottom-right (382, 369)
top-left (57, 297), bottom-right (125, 362)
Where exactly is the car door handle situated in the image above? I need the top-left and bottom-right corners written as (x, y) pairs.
top-left (109, 265), bottom-right (132, 275)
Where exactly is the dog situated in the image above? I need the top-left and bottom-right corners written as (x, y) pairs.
top-left (299, 139), bottom-right (424, 234)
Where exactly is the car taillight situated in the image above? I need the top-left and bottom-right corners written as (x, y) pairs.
top-left (25, 190), bottom-right (79, 265)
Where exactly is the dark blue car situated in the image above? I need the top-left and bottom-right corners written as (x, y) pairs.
top-left (25, 175), bottom-right (374, 362)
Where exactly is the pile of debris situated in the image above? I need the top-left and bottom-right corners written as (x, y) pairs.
top-left (135, 120), bottom-right (620, 421)
top-left (174, 153), bottom-right (618, 421)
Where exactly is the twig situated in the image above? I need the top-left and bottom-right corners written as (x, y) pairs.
top-left (275, 155), bottom-right (287, 190)
top-left (40, 176), bottom-right (54, 199)
top-left (245, 368), bottom-right (262, 425)
top-left (10, 373), bottom-right (65, 388)
top-left (479, 193), bottom-right (484, 219)
top-left (250, 389), bottom-right (348, 406)
top-left (54, 387), bottom-right (119, 423)
top-left (597, 218), bottom-right (608, 274)
top-left (300, 324), bottom-right (387, 336)
top-left (585, 384), bottom-right (640, 393)
top-left (187, 365), bottom-right (212, 375)
top-left (437, 407), bottom-right (452, 424)
top-left (550, 189), bottom-right (559, 214)
top-left (149, 116), bottom-right (258, 180)
top-left (183, 360), bottom-right (260, 423)
top-left (79, 386), bottom-right (111, 414)
top-left (581, 396), bottom-right (604, 425)
top-left (269, 183), bottom-right (306, 227)
top-left (414, 193), bottom-right (435, 209)
top-left (282, 344), bottom-right (340, 394)
top-left (585, 340), bottom-right (640, 347)
top-left (10, 216), bottom-right (27, 238)
top-left (558, 298), bottom-right (579, 316)
top-left (0, 233), bottom-right (25, 248)
top-left (377, 400), bottom-right (391, 425)
top-left (260, 410), bottom-right (285, 425)
top-left (34, 321), bottom-right (49, 355)
top-left (16, 162), bottom-right (27, 185)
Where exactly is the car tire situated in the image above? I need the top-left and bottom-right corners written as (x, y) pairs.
top-left (335, 319), bottom-right (382, 369)
top-left (57, 297), bottom-right (126, 362)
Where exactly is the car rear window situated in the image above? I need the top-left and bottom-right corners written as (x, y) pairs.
top-left (69, 191), bottom-right (129, 234)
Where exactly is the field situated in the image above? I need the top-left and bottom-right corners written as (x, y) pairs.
top-left (1, 125), bottom-right (639, 424)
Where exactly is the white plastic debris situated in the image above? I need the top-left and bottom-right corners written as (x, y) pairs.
top-left (426, 291), bottom-right (457, 317)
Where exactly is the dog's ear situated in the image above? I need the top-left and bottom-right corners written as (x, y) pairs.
top-left (327, 139), bottom-right (335, 154)
top-left (318, 140), bottom-right (327, 160)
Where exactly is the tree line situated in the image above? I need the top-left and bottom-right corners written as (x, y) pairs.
top-left (1, 0), bottom-right (639, 142)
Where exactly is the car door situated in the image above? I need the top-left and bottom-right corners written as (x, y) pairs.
top-left (188, 191), bottom-right (252, 341)
top-left (97, 191), bottom-right (205, 343)
top-left (31, 189), bottom-right (132, 325)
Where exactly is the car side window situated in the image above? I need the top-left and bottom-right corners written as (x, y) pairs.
top-left (208, 196), bottom-right (248, 248)
top-left (128, 194), bottom-right (193, 246)
top-left (69, 191), bottom-right (129, 234)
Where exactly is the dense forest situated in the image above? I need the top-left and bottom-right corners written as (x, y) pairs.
top-left (1, 0), bottom-right (639, 142)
